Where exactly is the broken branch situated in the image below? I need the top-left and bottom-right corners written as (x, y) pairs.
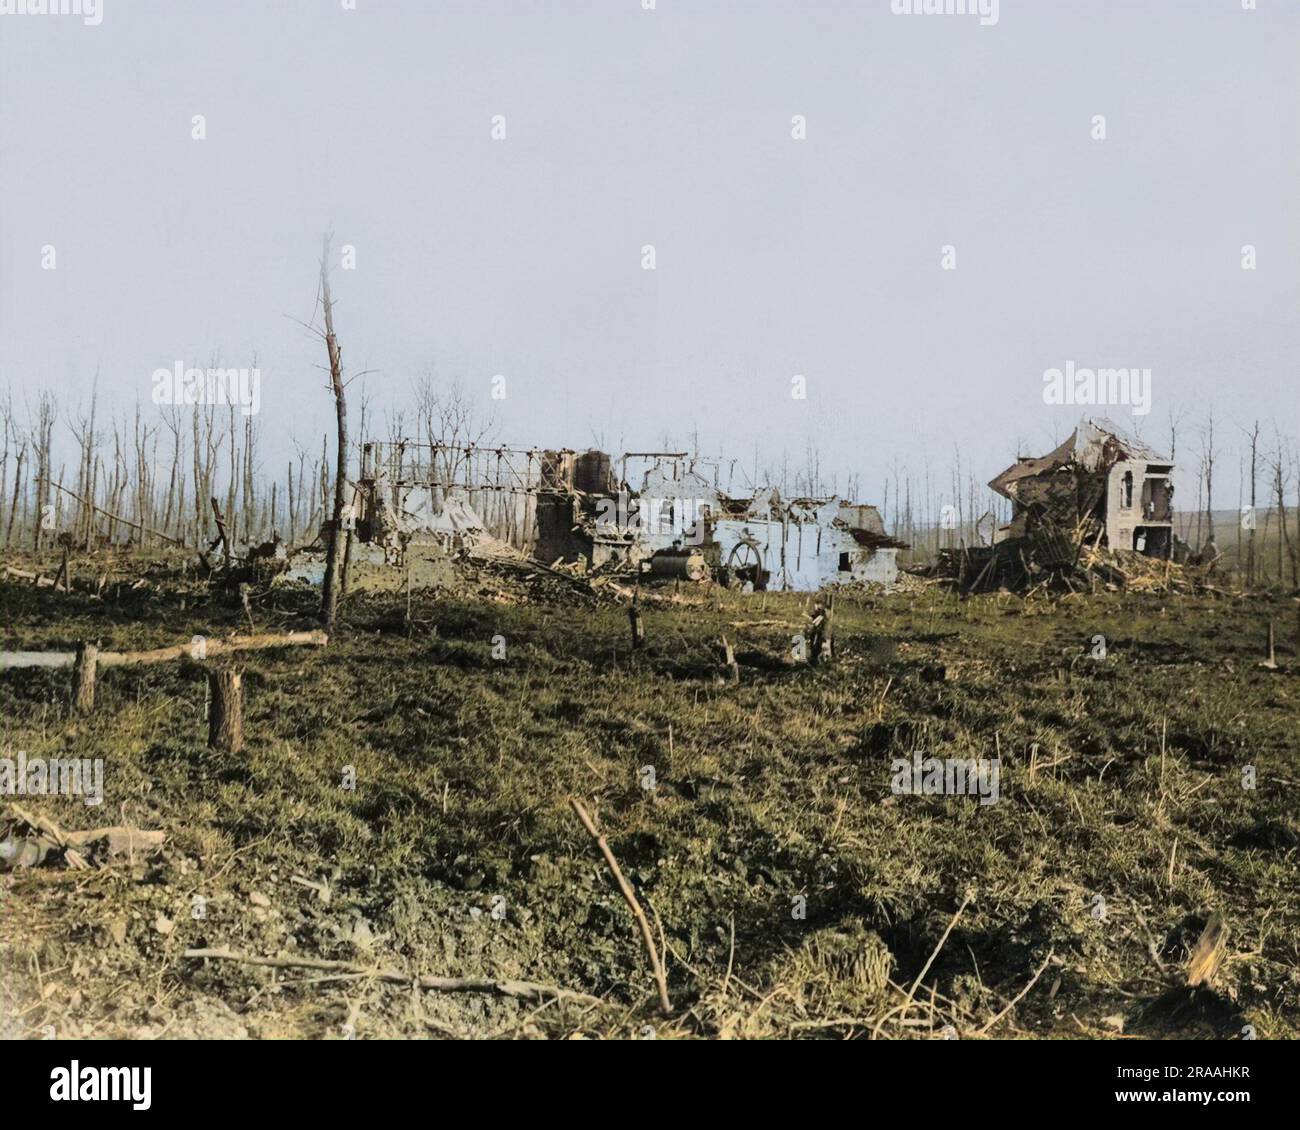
top-left (182, 948), bottom-right (603, 1008)
top-left (569, 797), bottom-right (672, 1015)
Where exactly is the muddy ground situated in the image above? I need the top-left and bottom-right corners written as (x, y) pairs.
top-left (2, 553), bottom-right (1297, 1039)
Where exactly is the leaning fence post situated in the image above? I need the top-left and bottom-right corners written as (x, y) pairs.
top-left (628, 602), bottom-right (645, 650)
top-left (208, 668), bottom-right (244, 753)
top-left (72, 642), bottom-right (98, 713)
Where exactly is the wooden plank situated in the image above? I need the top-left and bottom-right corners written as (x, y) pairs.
top-left (1, 630), bottom-right (327, 671)
top-left (0, 650), bottom-right (74, 670)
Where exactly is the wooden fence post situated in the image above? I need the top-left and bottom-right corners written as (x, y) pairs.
top-left (208, 668), bottom-right (244, 753)
top-left (1260, 620), bottom-right (1278, 670)
top-left (72, 642), bottom-right (98, 713)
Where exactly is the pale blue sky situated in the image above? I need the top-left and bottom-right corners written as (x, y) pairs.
top-left (2, 0), bottom-right (1296, 508)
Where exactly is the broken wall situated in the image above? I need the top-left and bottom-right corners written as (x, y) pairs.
top-left (1105, 460), bottom-right (1173, 555)
top-left (710, 513), bottom-right (899, 591)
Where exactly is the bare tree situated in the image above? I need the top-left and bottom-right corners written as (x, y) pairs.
top-left (318, 235), bottom-right (348, 630)
top-left (1166, 402), bottom-right (1189, 465)
top-left (1270, 428), bottom-right (1296, 588)
top-left (1199, 409), bottom-right (1216, 549)
top-left (1246, 421), bottom-right (1259, 585)
top-left (413, 370), bottom-right (495, 487)
top-left (160, 404), bottom-right (185, 540)
top-left (30, 392), bottom-right (56, 550)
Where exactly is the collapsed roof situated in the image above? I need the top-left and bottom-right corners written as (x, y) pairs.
top-left (990, 418), bottom-right (1168, 502)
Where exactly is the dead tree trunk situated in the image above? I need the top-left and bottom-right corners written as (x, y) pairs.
top-left (72, 642), bottom-right (98, 713)
top-left (319, 236), bottom-right (348, 630)
top-left (1248, 422), bottom-right (1259, 586)
top-left (32, 394), bottom-right (54, 551)
top-left (1202, 411), bottom-right (1216, 549)
top-left (208, 668), bottom-right (244, 753)
top-left (210, 497), bottom-right (231, 566)
top-left (5, 445), bottom-right (24, 548)
top-left (1271, 439), bottom-right (1295, 588)
top-left (339, 485), bottom-right (356, 600)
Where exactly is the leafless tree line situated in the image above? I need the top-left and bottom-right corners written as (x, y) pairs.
top-left (0, 370), bottom-right (500, 562)
top-left (0, 386), bottom-right (323, 554)
top-left (1, 380), bottom-right (1295, 588)
top-left (1166, 406), bottom-right (1299, 587)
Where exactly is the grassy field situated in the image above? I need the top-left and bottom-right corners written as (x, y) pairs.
top-left (2, 556), bottom-right (1297, 1040)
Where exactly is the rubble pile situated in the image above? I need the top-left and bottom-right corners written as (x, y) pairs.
top-left (921, 536), bottom-right (1215, 596)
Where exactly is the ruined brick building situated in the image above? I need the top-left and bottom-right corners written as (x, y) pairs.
top-left (351, 442), bottom-right (907, 591)
top-left (989, 418), bottom-right (1175, 559)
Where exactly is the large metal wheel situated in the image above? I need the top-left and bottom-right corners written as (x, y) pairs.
top-left (727, 541), bottom-right (765, 589)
